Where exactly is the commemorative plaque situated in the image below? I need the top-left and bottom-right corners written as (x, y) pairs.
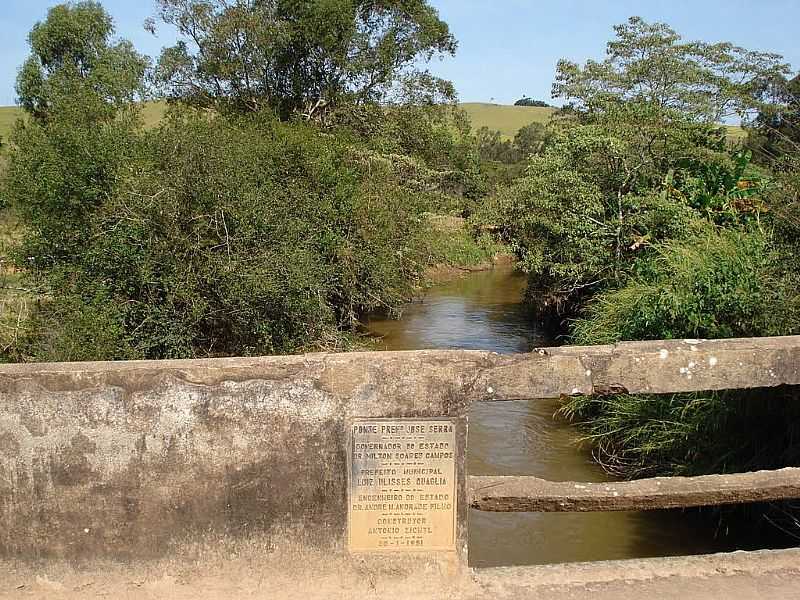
top-left (348, 419), bottom-right (457, 552)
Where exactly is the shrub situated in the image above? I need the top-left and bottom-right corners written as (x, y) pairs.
top-left (563, 226), bottom-right (800, 537)
top-left (572, 227), bottom-right (800, 344)
top-left (7, 108), bottom-right (431, 360)
top-left (561, 389), bottom-right (800, 480)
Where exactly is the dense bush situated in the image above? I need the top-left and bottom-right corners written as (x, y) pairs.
top-left (4, 108), bottom-right (432, 360)
top-left (476, 122), bottom-right (552, 166)
top-left (560, 203), bottom-right (800, 538)
top-left (338, 104), bottom-right (487, 211)
top-left (562, 223), bottom-right (800, 531)
top-left (476, 126), bottom-right (519, 164)
top-left (480, 113), bottom-right (714, 319)
top-left (3, 102), bottom-right (142, 269)
top-left (561, 389), bottom-right (800, 480)
top-left (1, 1), bottom-right (497, 362)
top-left (572, 227), bottom-right (800, 344)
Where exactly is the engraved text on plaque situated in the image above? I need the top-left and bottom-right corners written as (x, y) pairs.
top-left (348, 419), bottom-right (457, 552)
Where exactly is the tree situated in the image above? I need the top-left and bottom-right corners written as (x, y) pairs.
top-left (490, 90), bottom-right (770, 321)
top-left (513, 121), bottom-right (551, 156)
top-left (16, 1), bottom-right (148, 122)
top-left (553, 17), bottom-right (789, 122)
top-left (748, 74), bottom-right (800, 164)
top-left (514, 97), bottom-right (550, 107)
top-left (152, 0), bottom-right (457, 118)
top-left (475, 126), bottom-right (518, 163)
top-left (491, 18), bottom-right (790, 322)
top-left (474, 123), bottom-right (551, 165)
top-left (6, 3), bottom-right (147, 265)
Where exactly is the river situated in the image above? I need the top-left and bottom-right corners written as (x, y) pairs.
top-left (366, 266), bottom-right (736, 568)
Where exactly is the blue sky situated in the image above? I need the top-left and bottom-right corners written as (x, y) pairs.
top-left (1, 1), bottom-right (799, 107)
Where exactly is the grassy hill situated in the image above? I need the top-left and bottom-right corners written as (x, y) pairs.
top-left (459, 102), bottom-right (555, 139)
top-left (0, 106), bottom-right (19, 144)
top-left (459, 102), bottom-right (748, 141)
top-left (1, 101), bottom-right (554, 145)
top-left (0, 102), bottom-right (169, 144)
top-left (0, 101), bottom-right (747, 149)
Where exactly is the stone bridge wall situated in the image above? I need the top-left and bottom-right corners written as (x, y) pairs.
top-left (0, 351), bottom-right (478, 559)
top-left (1, 336), bottom-right (798, 560)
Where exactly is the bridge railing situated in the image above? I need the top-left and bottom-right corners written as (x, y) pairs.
top-left (1, 334), bottom-right (799, 561)
top-left (469, 335), bottom-right (800, 515)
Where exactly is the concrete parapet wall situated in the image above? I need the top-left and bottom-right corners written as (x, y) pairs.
top-left (0, 351), bottom-right (478, 559)
top-left (1, 335), bottom-right (798, 559)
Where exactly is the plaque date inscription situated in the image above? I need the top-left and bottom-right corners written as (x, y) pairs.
top-left (348, 419), bottom-right (457, 552)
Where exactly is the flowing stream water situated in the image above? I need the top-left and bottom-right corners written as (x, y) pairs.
top-left (366, 266), bottom-right (736, 568)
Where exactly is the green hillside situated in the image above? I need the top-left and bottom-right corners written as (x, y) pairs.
top-left (140, 100), bottom-right (168, 127)
top-left (725, 124), bottom-right (748, 142)
top-left (0, 106), bottom-right (19, 143)
top-left (1, 102), bottom-right (556, 143)
top-left (0, 102), bottom-right (168, 143)
top-left (460, 102), bottom-right (555, 139)
top-left (459, 102), bottom-right (748, 141)
top-left (0, 101), bottom-right (747, 148)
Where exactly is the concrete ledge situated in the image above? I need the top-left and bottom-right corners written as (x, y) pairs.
top-left (2, 546), bottom-right (799, 599)
top-left (469, 468), bottom-right (800, 512)
top-left (0, 351), bottom-right (479, 558)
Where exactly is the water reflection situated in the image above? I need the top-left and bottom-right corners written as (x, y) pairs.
top-left (469, 399), bottom-right (731, 567)
top-left (366, 266), bottom-right (730, 567)
top-left (366, 268), bottom-right (541, 353)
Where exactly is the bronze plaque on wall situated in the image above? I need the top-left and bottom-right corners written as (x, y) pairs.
top-left (348, 419), bottom-right (457, 552)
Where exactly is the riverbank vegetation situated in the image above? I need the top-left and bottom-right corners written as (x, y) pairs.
top-left (480, 17), bottom-right (800, 539)
top-left (0, 0), bottom-right (495, 360)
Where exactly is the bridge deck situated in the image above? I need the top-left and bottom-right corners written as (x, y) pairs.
top-left (4, 548), bottom-right (799, 599)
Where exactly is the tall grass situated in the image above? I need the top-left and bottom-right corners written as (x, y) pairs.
top-left (562, 389), bottom-right (800, 479)
top-left (572, 227), bottom-right (799, 345)
top-left (419, 216), bottom-right (505, 268)
top-left (562, 226), bottom-right (800, 538)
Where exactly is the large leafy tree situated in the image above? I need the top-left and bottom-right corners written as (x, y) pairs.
top-left (489, 18), bottom-right (784, 322)
top-left (748, 74), bottom-right (800, 164)
top-left (152, 0), bottom-right (457, 118)
top-left (7, 2), bottom-right (148, 264)
top-left (16, 1), bottom-right (148, 122)
top-left (488, 113), bottom-right (705, 317)
top-left (553, 16), bottom-right (789, 122)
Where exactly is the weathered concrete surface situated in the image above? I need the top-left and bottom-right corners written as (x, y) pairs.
top-left (472, 335), bottom-right (800, 399)
top-left (0, 539), bottom-right (480, 599)
top-left (476, 548), bottom-right (800, 600)
top-left (0, 352), bottom-right (477, 559)
top-left (470, 468), bottom-right (800, 512)
top-left (1, 547), bottom-right (799, 599)
top-left (1, 336), bottom-right (799, 560)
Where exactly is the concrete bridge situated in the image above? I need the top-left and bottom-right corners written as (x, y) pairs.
top-left (1, 336), bottom-right (799, 598)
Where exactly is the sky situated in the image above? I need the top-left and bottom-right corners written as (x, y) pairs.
top-left (1, 0), bottom-right (799, 107)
